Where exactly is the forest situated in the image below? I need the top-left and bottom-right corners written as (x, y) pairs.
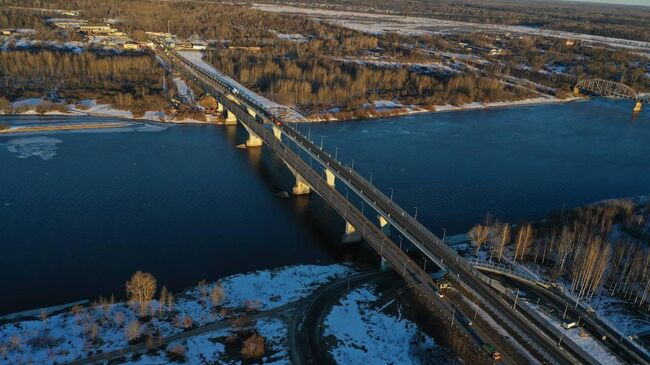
top-left (205, 47), bottom-right (534, 118)
top-left (0, 49), bottom-right (167, 116)
top-left (469, 199), bottom-right (650, 311)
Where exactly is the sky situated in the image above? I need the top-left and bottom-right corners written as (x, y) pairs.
top-left (563, 0), bottom-right (650, 6)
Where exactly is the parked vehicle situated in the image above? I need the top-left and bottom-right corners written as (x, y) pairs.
top-left (562, 321), bottom-right (578, 329)
top-left (482, 343), bottom-right (502, 361)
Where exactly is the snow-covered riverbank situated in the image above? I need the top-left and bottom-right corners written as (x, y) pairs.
top-left (0, 264), bottom-right (354, 364)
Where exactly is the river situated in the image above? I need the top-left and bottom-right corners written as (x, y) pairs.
top-left (0, 99), bottom-right (648, 314)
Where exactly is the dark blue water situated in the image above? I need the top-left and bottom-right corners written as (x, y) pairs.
top-left (1, 99), bottom-right (648, 313)
top-left (307, 99), bottom-right (650, 236)
top-left (0, 118), bottom-right (351, 314)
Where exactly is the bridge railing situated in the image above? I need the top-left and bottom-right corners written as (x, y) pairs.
top-left (466, 257), bottom-right (550, 285)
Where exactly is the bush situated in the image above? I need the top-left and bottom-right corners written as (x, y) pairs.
top-left (241, 333), bottom-right (265, 360)
top-left (166, 344), bottom-right (187, 362)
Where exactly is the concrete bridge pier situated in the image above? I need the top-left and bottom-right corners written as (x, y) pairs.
top-left (226, 93), bottom-right (241, 106)
top-left (272, 125), bottom-right (282, 141)
top-left (634, 100), bottom-right (642, 113)
top-left (292, 175), bottom-right (311, 195)
top-left (284, 164), bottom-right (311, 195)
top-left (216, 102), bottom-right (224, 113)
top-left (342, 221), bottom-right (362, 243)
top-left (378, 215), bottom-right (390, 236)
top-left (247, 107), bottom-right (257, 119)
top-left (380, 257), bottom-right (392, 272)
top-left (241, 123), bottom-right (263, 147)
top-left (224, 109), bottom-right (237, 125)
top-left (324, 168), bottom-right (336, 188)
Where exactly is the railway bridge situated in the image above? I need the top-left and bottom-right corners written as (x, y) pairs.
top-left (156, 44), bottom-right (650, 365)
top-left (574, 79), bottom-right (648, 112)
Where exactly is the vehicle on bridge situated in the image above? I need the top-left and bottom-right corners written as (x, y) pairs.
top-left (482, 343), bottom-right (502, 361)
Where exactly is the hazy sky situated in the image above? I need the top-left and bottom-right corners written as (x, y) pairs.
top-left (563, 0), bottom-right (650, 6)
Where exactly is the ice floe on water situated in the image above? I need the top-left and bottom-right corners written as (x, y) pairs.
top-left (4, 137), bottom-right (62, 160)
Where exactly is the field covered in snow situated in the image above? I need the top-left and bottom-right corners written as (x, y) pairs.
top-left (0, 264), bottom-right (353, 364)
top-left (251, 4), bottom-right (650, 54)
top-left (323, 284), bottom-right (451, 365)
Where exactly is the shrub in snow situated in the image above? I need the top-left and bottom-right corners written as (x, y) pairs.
top-left (241, 333), bottom-right (265, 360)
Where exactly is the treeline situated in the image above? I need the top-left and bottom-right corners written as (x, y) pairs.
top-left (469, 199), bottom-right (650, 310)
top-left (0, 48), bottom-right (168, 115)
top-left (205, 47), bottom-right (534, 116)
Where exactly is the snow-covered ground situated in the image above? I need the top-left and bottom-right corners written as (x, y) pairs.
top-left (2, 98), bottom-right (212, 125)
top-left (173, 77), bottom-right (195, 104)
top-left (251, 4), bottom-right (650, 54)
top-left (333, 57), bottom-right (458, 75)
top-left (116, 317), bottom-right (290, 364)
top-left (309, 96), bottom-right (581, 122)
top-left (0, 264), bottom-right (353, 364)
top-left (323, 284), bottom-right (451, 364)
top-left (530, 304), bottom-right (623, 365)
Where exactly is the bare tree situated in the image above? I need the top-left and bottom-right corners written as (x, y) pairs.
top-left (126, 271), bottom-right (157, 317)
top-left (468, 225), bottom-right (489, 256)
top-left (211, 283), bottom-right (225, 307)
top-left (495, 223), bottom-right (511, 262)
top-left (514, 224), bottom-right (534, 263)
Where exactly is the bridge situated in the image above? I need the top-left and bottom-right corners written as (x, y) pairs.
top-left (157, 44), bottom-right (635, 365)
top-left (574, 79), bottom-right (647, 112)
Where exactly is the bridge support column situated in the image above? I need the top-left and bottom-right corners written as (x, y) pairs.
top-left (226, 93), bottom-right (241, 106)
top-left (573, 87), bottom-right (580, 96)
top-left (378, 215), bottom-right (390, 236)
top-left (224, 109), bottom-right (237, 125)
top-left (216, 102), bottom-right (224, 113)
top-left (380, 257), bottom-right (392, 272)
top-left (247, 108), bottom-right (257, 119)
top-left (241, 123), bottom-right (263, 147)
top-left (342, 221), bottom-right (362, 243)
top-left (324, 168), bottom-right (335, 188)
top-left (292, 176), bottom-right (311, 195)
top-left (272, 125), bottom-right (282, 141)
top-left (634, 101), bottom-right (642, 113)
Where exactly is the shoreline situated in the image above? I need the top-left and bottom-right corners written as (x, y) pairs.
top-left (305, 96), bottom-right (587, 123)
top-left (0, 96), bottom-right (600, 133)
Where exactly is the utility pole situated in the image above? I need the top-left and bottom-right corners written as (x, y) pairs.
top-left (451, 305), bottom-right (457, 327)
top-left (513, 288), bottom-right (520, 309)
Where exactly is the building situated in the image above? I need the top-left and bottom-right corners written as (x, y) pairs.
top-left (123, 41), bottom-right (139, 50)
top-left (78, 25), bottom-right (116, 34)
top-left (191, 40), bottom-right (208, 50)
